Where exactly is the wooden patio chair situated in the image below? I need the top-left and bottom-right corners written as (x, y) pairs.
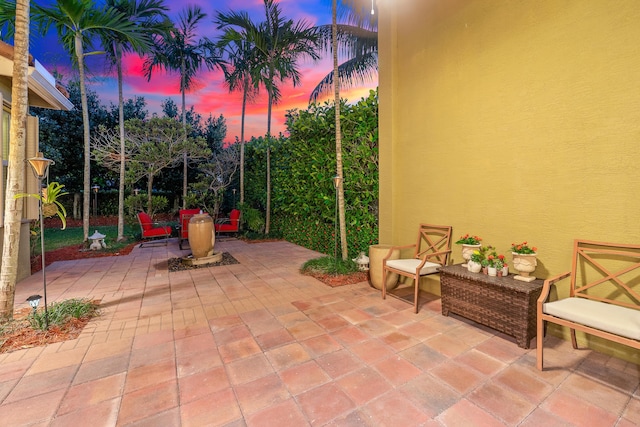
top-left (137, 211), bottom-right (172, 247)
top-left (382, 223), bottom-right (453, 313)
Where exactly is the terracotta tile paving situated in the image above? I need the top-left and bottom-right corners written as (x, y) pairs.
top-left (1, 238), bottom-right (639, 426)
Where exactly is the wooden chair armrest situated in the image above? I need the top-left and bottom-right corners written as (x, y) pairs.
top-left (383, 244), bottom-right (416, 261)
top-left (420, 249), bottom-right (452, 267)
top-left (537, 271), bottom-right (571, 306)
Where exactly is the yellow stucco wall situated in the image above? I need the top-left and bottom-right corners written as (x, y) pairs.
top-left (378, 0), bottom-right (640, 363)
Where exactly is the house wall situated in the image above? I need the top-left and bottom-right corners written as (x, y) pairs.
top-left (1, 86), bottom-right (40, 282)
top-left (378, 0), bottom-right (640, 363)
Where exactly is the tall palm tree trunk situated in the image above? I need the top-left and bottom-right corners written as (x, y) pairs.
top-left (240, 79), bottom-right (248, 206)
top-left (116, 43), bottom-right (125, 241)
top-left (0, 0), bottom-right (30, 320)
top-left (333, 0), bottom-right (348, 260)
top-left (76, 33), bottom-right (91, 242)
top-left (181, 59), bottom-right (188, 209)
top-left (265, 81), bottom-right (273, 235)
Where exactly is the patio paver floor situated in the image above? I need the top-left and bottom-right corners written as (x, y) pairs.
top-left (0, 238), bottom-right (638, 426)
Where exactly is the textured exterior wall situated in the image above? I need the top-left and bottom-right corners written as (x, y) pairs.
top-left (379, 0), bottom-right (640, 362)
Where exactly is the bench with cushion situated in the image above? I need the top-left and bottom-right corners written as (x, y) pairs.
top-left (536, 239), bottom-right (640, 370)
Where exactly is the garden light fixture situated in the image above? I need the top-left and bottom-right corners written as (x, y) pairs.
top-left (27, 153), bottom-right (53, 329)
top-left (27, 294), bottom-right (42, 321)
top-left (26, 295), bottom-right (41, 310)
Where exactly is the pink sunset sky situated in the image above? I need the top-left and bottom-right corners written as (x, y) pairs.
top-left (30, 0), bottom-right (378, 143)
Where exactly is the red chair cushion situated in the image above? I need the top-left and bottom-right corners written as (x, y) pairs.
top-left (137, 212), bottom-right (153, 231)
top-left (137, 212), bottom-right (171, 238)
top-left (143, 226), bottom-right (172, 237)
top-left (214, 209), bottom-right (241, 232)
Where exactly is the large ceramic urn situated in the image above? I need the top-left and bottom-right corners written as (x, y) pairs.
top-left (188, 214), bottom-right (215, 258)
top-left (368, 244), bottom-right (400, 291)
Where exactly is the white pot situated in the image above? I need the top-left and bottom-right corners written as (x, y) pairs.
top-left (488, 267), bottom-right (497, 277)
top-left (467, 260), bottom-right (482, 273)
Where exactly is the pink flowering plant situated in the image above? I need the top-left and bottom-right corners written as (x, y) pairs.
top-left (510, 241), bottom-right (537, 255)
top-left (455, 234), bottom-right (482, 245)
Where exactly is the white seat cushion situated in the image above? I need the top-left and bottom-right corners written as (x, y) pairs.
top-left (386, 259), bottom-right (441, 275)
top-left (543, 298), bottom-right (640, 341)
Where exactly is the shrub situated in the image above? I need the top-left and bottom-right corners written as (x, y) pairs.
top-left (28, 298), bottom-right (99, 331)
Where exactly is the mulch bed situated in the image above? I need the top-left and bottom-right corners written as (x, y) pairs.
top-left (304, 271), bottom-right (369, 287)
top-left (31, 241), bottom-right (139, 273)
top-left (0, 304), bottom-right (99, 354)
top-left (167, 253), bottom-right (240, 271)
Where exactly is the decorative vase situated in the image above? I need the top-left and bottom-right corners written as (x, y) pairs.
top-left (502, 266), bottom-right (509, 276)
top-left (461, 244), bottom-right (481, 267)
top-left (188, 214), bottom-right (215, 259)
top-left (488, 266), bottom-right (497, 277)
top-left (512, 252), bottom-right (537, 282)
top-left (368, 244), bottom-right (400, 291)
top-left (467, 260), bottom-right (482, 273)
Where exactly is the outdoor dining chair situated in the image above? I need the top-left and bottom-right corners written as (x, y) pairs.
top-left (382, 223), bottom-right (452, 313)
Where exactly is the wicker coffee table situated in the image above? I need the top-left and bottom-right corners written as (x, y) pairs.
top-left (440, 264), bottom-right (544, 348)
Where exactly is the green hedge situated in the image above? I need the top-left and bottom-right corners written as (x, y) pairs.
top-left (245, 89), bottom-right (379, 258)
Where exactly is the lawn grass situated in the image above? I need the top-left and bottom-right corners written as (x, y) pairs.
top-left (35, 224), bottom-right (142, 255)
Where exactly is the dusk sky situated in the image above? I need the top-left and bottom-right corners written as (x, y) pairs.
top-left (29, 0), bottom-right (378, 142)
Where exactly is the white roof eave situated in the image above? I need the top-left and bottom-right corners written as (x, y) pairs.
top-left (27, 60), bottom-right (73, 111)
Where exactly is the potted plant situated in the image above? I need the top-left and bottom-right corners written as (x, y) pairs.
top-left (468, 250), bottom-right (484, 273)
top-left (511, 241), bottom-right (537, 282)
top-left (455, 234), bottom-right (482, 266)
top-left (491, 254), bottom-right (506, 276)
top-left (16, 181), bottom-right (68, 229)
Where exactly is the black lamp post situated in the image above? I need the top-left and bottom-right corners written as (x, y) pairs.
top-left (92, 185), bottom-right (99, 217)
top-left (27, 152), bottom-right (53, 329)
top-left (333, 175), bottom-right (342, 274)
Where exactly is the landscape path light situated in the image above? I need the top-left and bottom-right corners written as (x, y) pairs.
top-left (27, 152), bottom-right (53, 329)
top-left (26, 294), bottom-right (41, 318)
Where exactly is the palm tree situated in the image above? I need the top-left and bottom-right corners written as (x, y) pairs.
top-left (102, 0), bottom-right (169, 242)
top-left (239, 0), bottom-right (319, 234)
top-left (143, 5), bottom-right (224, 208)
top-left (34, 0), bottom-right (149, 241)
top-left (331, 0), bottom-right (348, 260)
top-left (309, 0), bottom-right (377, 103)
top-left (214, 10), bottom-right (261, 207)
top-left (0, 0), bottom-right (31, 321)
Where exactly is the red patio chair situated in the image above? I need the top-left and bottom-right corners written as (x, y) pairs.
top-left (215, 209), bottom-right (241, 234)
top-left (137, 211), bottom-right (172, 247)
top-left (179, 208), bottom-right (202, 250)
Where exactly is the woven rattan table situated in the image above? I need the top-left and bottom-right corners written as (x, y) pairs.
top-left (440, 264), bottom-right (544, 348)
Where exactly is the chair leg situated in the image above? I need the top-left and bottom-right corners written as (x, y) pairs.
top-left (414, 275), bottom-right (420, 314)
top-left (382, 266), bottom-right (387, 299)
top-left (536, 319), bottom-right (544, 370)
